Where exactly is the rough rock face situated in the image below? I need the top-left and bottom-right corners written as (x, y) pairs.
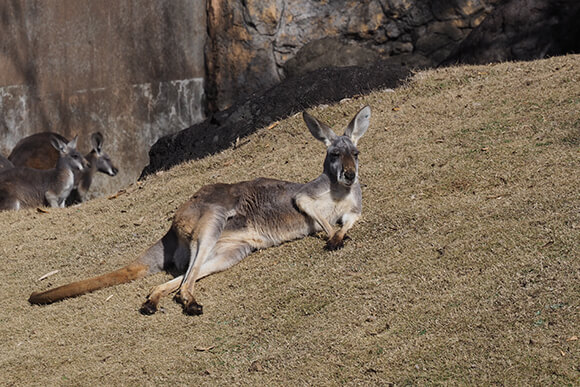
top-left (205, 0), bottom-right (499, 111)
top-left (443, 0), bottom-right (580, 65)
top-left (141, 61), bottom-right (410, 177)
top-left (144, 0), bottom-right (580, 178)
top-left (141, 0), bottom-right (580, 177)
top-left (142, 0), bottom-right (500, 176)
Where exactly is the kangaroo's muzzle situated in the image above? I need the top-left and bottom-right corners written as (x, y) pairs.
top-left (339, 168), bottom-right (357, 186)
top-left (107, 166), bottom-right (119, 176)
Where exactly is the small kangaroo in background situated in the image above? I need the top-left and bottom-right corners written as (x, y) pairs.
top-left (0, 137), bottom-right (87, 211)
top-left (9, 132), bottom-right (118, 203)
top-left (29, 106), bottom-right (371, 316)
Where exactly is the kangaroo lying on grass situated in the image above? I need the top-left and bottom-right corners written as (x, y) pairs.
top-left (29, 106), bottom-right (371, 315)
top-left (0, 137), bottom-right (87, 211)
top-left (9, 132), bottom-right (118, 204)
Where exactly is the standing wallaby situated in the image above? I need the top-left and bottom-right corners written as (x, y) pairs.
top-left (9, 132), bottom-right (118, 203)
top-left (29, 106), bottom-right (371, 316)
top-left (67, 132), bottom-right (119, 204)
top-left (0, 137), bottom-right (87, 211)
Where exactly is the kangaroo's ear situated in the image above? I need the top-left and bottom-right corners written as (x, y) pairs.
top-left (303, 111), bottom-right (338, 147)
top-left (50, 136), bottom-right (67, 153)
top-left (91, 132), bottom-right (104, 153)
top-left (67, 135), bottom-right (78, 150)
top-left (344, 106), bottom-right (371, 146)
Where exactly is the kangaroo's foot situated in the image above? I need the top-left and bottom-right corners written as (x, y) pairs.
top-left (174, 292), bottom-right (204, 316)
top-left (139, 299), bottom-right (158, 315)
top-left (173, 292), bottom-right (187, 306)
top-left (183, 301), bottom-right (203, 316)
top-left (325, 234), bottom-right (345, 250)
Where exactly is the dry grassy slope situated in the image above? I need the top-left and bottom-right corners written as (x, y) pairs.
top-left (1, 55), bottom-right (578, 385)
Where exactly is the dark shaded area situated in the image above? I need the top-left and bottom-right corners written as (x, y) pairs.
top-left (442, 0), bottom-right (580, 66)
top-left (140, 61), bottom-right (411, 178)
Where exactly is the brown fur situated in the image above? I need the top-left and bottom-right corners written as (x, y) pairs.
top-left (28, 262), bottom-right (149, 304)
top-left (8, 132), bottom-right (61, 169)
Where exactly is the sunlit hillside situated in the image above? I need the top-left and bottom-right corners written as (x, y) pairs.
top-left (1, 55), bottom-right (578, 385)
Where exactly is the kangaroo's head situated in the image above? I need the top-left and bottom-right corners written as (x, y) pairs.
top-left (50, 136), bottom-right (88, 173)
top-left (303, 106), bottom-right (371, 187)
top-left (89, 132), bottom-right (118, 176)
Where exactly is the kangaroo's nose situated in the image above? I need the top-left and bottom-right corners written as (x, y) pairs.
top-left (344, 170), bottom-right (356, 181)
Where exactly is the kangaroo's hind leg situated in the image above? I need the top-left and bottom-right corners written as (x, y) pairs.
top-left (179, 236), bottom-right (253, 315)
top-left (136, 229), bottom-right (181, 315)
top-left (140, 275), bottom-right (183, 315)
top-left (196, 236), bottom-right (253, 279)
top-left (174, 206), bottom-right (231, 315)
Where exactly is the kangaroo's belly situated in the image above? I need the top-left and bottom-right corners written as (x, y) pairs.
top-left (224, 207), bottom-right (316, 250)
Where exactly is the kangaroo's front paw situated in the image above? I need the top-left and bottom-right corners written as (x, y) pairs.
top-left (325, 234), bottom-right (345, 251)
top-left (183, 301), bottom-right (203, 316)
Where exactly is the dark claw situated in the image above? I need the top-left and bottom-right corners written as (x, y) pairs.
top-left (139, 300), bottom-right (158, 315)
top-left (325, 235), bottom-right (345, 251)
top-left (325, 241), bottom-right (344, 250)
top-left (183, 302), bottom-right (203, 316)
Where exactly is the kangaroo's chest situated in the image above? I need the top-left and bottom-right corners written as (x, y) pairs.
top-left (55, 170), bottom-right (75, 202)
top-left (62, 170), bottom-right (75, 193)
top-left (312, 190), bottom-right (359, 225)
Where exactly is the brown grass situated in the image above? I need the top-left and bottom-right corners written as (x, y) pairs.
top-left (1, 55), bottom-right (579, 385)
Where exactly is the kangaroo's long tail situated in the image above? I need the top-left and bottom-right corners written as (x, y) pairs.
top-left (28, 261), bottom-right (150, 305)
top-left (28, 231), bottom-right (176, 305)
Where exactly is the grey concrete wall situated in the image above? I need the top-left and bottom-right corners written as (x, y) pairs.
top-left (0, 0), bottom-right (206, 198)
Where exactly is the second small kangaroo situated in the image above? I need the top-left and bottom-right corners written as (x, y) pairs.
top-left (29, 106), bottom-right (371, 315)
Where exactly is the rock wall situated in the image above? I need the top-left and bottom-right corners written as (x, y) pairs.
top-left (205, 0), bottom-right (499, 111)
top-left (0, 0), bottom-right (206, 198)
top-left (443, 0), bottom-right (580, 65)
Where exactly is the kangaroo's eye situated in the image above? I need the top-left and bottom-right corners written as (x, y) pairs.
top-left (352, 151), bottom-right (359, 158)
